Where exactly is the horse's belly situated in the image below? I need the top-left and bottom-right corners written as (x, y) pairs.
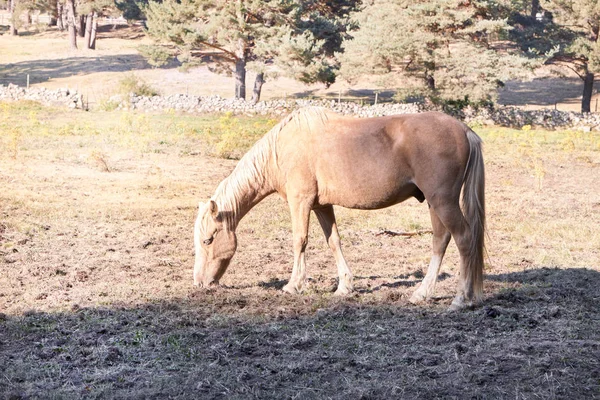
top-left (317, 176), bottom-right (418, 210)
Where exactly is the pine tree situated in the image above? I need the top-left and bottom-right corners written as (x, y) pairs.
top-left (511, 0), bottom-right (599, 112)
top-left (143, 0), bottom-right (358, 101)
top-left (339, 0), bottom-right (536, 104)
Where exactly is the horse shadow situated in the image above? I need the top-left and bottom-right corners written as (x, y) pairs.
top-left (0, 267), bottom-right (598, 398)
top-left (257, 278), bottom-right (287, 290)
top-left (498, 77), bottom-right (585, 106)
top-left (255, 271), bottom-right (454, 294)
top-left (253, 267), bottom-right (599, 306)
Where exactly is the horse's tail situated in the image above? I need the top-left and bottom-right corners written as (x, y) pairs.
top-left (462, 128), bottom-right (486, 302)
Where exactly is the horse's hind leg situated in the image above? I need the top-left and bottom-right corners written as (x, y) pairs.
top-left (282, 197), bottom-right (312, 294)
top-left (314, 205), bottom-right (353, 295)
top-left (410, 205), bottom-right (451, 304)
top-left (428, 201), bottom-right (475, 310)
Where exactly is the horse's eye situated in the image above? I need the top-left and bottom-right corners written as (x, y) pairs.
top-left (203, 237), bottom-right (214, 246)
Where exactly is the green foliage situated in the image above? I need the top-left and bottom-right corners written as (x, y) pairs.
top-left (508, 0), bottom-right (599, 111)
top-left (434, 96), bottom-right (495, 115)
top-left (97, 98), bottom-right (120, 112)
top-left (115, 0), bottom-right (147, 20)
top-left (548, 0), bottom-right (600, 73)
top-left (118, 74), bottom-right (159, 97)
top-left (0, 101), bottom-right (46, 159)
top-left (0, 101), bottom-right (280, 160)
top-left (209, 113), bottom-right (277, 159)
top-left (143, 0), bottom-right (360, 98)
top-left (339, 0), bottom-right (537, 103)
top-left (138, 44), bottom-right (173, 68)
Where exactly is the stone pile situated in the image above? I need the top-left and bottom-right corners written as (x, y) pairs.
top-left (0, 84), bottom-right (84, 109)
top-left (461, 106), bottom-right (600, 130)
top-left (1, 84), bottom-right (599, 130)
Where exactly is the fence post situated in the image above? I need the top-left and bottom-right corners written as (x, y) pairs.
top-left (27, 74), bottom-right (30, 89)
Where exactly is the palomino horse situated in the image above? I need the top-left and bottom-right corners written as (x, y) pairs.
top-left (194, 107), bottom-right (485, 310)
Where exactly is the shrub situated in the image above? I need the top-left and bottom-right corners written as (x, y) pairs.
top-left (118, 74), bottom-right (159, 97)
top-left (211, 113), bottom-right (277, 159)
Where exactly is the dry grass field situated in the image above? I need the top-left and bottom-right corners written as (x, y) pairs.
top-left (0, 100), bottom-right (599, 398)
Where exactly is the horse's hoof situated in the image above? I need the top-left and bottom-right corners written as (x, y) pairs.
top-left (447, 300), bottom-right (473, 312)
top-left (334, 286), bottom-right (352, 296)
top-left (282, 283), bottom-right (300, 294)
top-left (409, 292), bottom-right (427, 304)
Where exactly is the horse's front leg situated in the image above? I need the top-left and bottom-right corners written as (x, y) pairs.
top-left (282, 197), bottom-right (312, 294)
top-left (314, 205), bottom-right (353, 295)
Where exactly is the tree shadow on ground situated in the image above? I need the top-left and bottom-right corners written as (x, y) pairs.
top-left (1, 267), bottom-right (598, 399)
top-left (10, 30), bottom-right (40, 37)
top-left (0, 54), bottom-right (181, 87)
top-left (498, 77), bottom-right (586, 106)
top-left (96, 24), bottom-right (146, 40)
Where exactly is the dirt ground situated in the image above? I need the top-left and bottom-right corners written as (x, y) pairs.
top-left (0, 105), bottom-right (599, 398)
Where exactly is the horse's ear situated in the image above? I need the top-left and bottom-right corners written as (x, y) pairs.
top-left (209, 200), bottom-right (218, 218)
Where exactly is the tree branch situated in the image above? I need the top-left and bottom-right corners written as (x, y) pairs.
top-left (545, 56), bottom-right (587, 80)
top-left (195, 40), bottom-right (239, 61)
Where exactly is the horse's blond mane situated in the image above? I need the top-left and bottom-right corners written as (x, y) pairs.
top-left (213, 107), bottom-right (331, 229)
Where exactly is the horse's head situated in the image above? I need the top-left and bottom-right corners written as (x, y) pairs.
top-left (193, 200), bottom-right (237, 287)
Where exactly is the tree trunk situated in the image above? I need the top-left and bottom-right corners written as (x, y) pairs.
top-left (89, 13), bottom-right (97, 50)
top-left (78, 14), bottom-right (85, 37)
top-left (582, 72), bottom-right (594, 113)
top-left (56, 1), bottom-right (64, 30)
top-left (61, 2), bottom-right (68, 31)
top-left (234, 37), bottom-right (247, 99)
top-left (48, 0), bottom-right (57, 26)
top-left (66, 0), bottom-right (77, 49)
top-left (250, 72), bottom-right (265, 104)
top-left (530, 0), bottom-right (540, 19)
top-left (234, 59), bottom-right (246, 100)
top-left (9, 0), bottom-right (18, 36)
top-left (84, 12), bottom-right (93, 49)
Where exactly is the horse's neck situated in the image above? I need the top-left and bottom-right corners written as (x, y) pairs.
top-left (213, 158), bottom-right (275, 231)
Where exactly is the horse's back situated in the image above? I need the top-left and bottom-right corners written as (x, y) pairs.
top-left (276, 109), bottom-right (471, 209)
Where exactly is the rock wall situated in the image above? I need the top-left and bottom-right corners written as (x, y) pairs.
top-left (0, 84), bottom-right (84, 109)
top-left (2, 84), bottom-right (599, 130)
top-left (117, 93), bottom-right (422, 118)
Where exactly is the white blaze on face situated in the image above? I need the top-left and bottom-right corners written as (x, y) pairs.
top-left (192, 200), bottom-right (237, 287)
top-left (193, 202), bottom-right (210, 286)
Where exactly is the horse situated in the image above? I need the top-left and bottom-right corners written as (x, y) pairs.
top-left (194, 107), bottom-right (485, 310)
